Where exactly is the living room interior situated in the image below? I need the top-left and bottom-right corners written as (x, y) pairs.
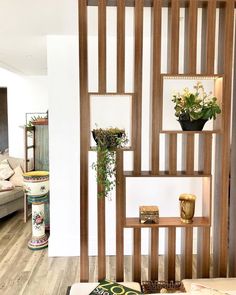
top-left (1, 0), bottom-right (236, 294)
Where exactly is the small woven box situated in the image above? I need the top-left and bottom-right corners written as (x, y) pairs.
top-left (141, 280), bottom-right (185, 294)
top-left (139, 206), bottom-right (159, 224)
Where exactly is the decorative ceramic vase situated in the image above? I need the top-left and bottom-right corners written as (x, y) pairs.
top-left (23, 171), bottom-right (49, 196)
top-left (23, 171), bottom-right (49, 250)
top-left (178, 119), bottom-right (207, 131)
top-left (179, 194), bottom-right (196, 224)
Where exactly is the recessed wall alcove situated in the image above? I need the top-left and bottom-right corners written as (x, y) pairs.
top-left (79, 0), bottom-right (235, 282)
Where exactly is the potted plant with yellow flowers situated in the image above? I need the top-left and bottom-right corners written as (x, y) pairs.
top-left (172, 81), bottom-right (221, 131)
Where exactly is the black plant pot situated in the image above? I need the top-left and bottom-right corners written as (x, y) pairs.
top-left (178, 119), bottom-right (208, 131)
top-left (92, 130), bottom-right (124, 148)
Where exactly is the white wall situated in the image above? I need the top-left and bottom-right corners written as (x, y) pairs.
top-left (47, 36), bottom-right (80, 256)
top-left (0, 68), bottom-right (48, 158)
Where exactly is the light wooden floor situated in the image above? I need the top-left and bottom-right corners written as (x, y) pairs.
top-left (0, 211), bottom-right (185, 295)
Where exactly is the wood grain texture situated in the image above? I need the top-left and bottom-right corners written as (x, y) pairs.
top-left (165, 227), bottom-right (176, 281)
top-left (151, 0), bottom-right (162, 174)
top-left (197, 227), bottom-right (210, 278)
top-left (198, 134), bottom-right (212, 174)
top-left (98, 0), bottom-right (107, 93)
top-left (184, 0), bottom-right (198, 73)
top-left (168, 0), bottom-right (180, 73)
top-left (202, 0), bottom-right (216, 73)
top-left (186, 134), bottom-right (195, 174)
top-left (116, 150), bottom-right (124, 281)
top-left (125, 217), bottom-right (210, 228)
top-left (133, 0), bottom-right (143, 174)
top-left (229, 3), bottom-right (236, 275)
top-left (97, 153), bottom-right (106, 281)
top-left (213, 0), bottom-right (234, 277)
top-left (79, 0), bottom-right (89, 282)
top-left (117, 0), bottom-right (125, 93)
top-left (133, 228), bottom-right (141, 282)
top-left (149, 228), bottom-right (159, 280)
top-left (166, 134), bottom-right (177, 174)
top-left (181, 228), bottom-right (193, 279)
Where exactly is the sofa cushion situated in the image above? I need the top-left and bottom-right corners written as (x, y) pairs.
top-left (190, 284), bottom-right (231, 294)
top-left (0, 159), bottom-right (14, 180)
top-left (0, 180), bottom-right (14, 192)
top-left (9, 166), bottom-right (24, 187)
top-left (0, 187), bottom-right (24, 206)
top-left (183, 279), bottom-right (236, 293)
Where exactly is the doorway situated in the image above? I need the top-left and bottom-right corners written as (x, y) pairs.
top-left (0, 88), bottom-right (8, 153)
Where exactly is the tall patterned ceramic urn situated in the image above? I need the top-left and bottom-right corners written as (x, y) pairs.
top-left (23, 171), bottom-right (49, 250)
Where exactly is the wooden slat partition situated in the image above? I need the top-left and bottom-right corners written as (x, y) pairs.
top-left (213, 0), bottom-right (234, 277)
top-left (97, 0), bottom-right (107, 281)
top-left (133, 228), bottom-right (141, 282)
top-left (117, 0), bottom-right (125, 93)
top-left (116, 150), bottom-right (124, 281)
top-left (79, 0), bottom-right (89, 282)
top-left (78, 0), bottom-right (235, 282)
top-left (133, 0), bottom-right (143, 175)
top-left (151, 0), bottom-right (162, 174)
top-left (149, 228), bottom-right (159, 280)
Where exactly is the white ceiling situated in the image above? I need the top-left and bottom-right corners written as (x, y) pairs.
top-left (0, 0), bottom-right (78, 75)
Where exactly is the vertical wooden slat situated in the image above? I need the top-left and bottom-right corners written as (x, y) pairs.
top-left (198, 134), bottom-right (212, 175)
top-left (197, 227), bottom-right (211, 278)
top-left (79, 0), bottom-right (89, 282)
top-left (229, 1), bottom-right (236, 275)
top-left (133, 0), bottom-right (143, 174)
top-left (149, 228), bottom-right (159, 280)
top-left (213, 0), bottom-right (234, 277)
top-left (165, 227), bottom-right (176, 281)
top-left (182, 134), bottom-right (195, 174)
top-left (197, 177), bottom-right (211, 277)
top-left (180, 228), bottom-right (193, 279)
top-left (184, 0), bottom-right (198, 73)
top-left (169, 134), bottom-right (177, 174)
top-left (116, 150), bottom-right (124, 281)
top-left (117, 0), bottom-right (125, 93)
top-left (97, 151), bottom-right (106, 281)
top-left (133, 228), bottom-right (141, 282)
top-left (168, 0), bottom-right (180, 73)
top-left (97, 0), bottom-right (107, 280)
top-left (151, 0), bottom-right (162, 174)
top-left (98, 0), bottom-right (107, 93)
top-left (181, 0), bottom-right (198, 275)
top-left (201, 0), bottom-right (216, 74)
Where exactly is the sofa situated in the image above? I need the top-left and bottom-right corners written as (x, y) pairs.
top-left (0, 154), bottom-right (25, 219)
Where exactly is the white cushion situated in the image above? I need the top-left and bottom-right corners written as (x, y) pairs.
top-left (0, 159), bottom-right (14, 180)
top-left (0, 180), bottom-right (14, 192)
top-left (69, 282), bottom-right (141, 295)
top-left (9, 166), bottom-right (24, 187)
top-left (183, 278), bottom-right (236, 293)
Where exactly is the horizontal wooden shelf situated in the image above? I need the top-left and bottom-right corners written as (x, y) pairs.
top-left (90, 147), bottom-right (133, 151)
top-left (87, 0), bottom-right (228, 8)
top-left (160, 130), bottom-right (221, 134)
top-left (125, 217), bottom-right (210, 228)
top-left (123, 171), bottom-right (211, 177)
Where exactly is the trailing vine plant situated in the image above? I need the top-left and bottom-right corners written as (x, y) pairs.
top-left (92, 128), bottom-right (128, 199)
